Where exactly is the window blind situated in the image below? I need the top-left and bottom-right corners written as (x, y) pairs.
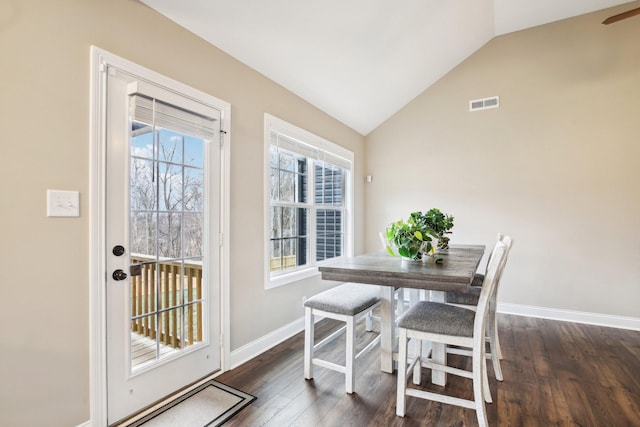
top-left (129, 94), bottom-right (218, 140)
top-left (270, 130), bottom-right (352, 171)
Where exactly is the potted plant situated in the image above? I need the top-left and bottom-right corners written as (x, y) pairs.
top-left (420, 208), bottom-right (455, 250)
top-left (384, 209), bottom-right (454, 262)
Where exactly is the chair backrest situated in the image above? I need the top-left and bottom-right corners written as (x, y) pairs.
top-left (494, 234), bottom-right (513, 288)
top-left (473, 241), bottom-right (509, 342)
top-left (483, 233), bottom-right (513, 275)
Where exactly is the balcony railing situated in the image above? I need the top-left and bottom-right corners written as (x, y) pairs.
top-left (130, 255), bottom-right (203, 353)
top-left (269, 255), bottom-right (297, 272)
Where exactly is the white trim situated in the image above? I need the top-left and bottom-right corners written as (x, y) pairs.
top-left (498, 302), bottom-right (640, 331)
top-left (268, 267), bottom-right (321, 289)
top-left (229, 317), bottom-right (306, 369)
top-left (220, 107), bottom-right (232, 371)
top-left (89, 46), bottom-right (232, 426)
top-left (89, 45), bottom-right (109, 427)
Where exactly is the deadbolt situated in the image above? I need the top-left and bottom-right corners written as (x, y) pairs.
top-left (112, 245), bottom-right (125, 256)
top-left (112, 269), bottom-right (128, 281)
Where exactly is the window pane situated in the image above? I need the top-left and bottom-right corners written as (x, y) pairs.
top-left (183, 258), bottom-right (203, 304)
top-left (314, 164), bottom-right (322, 204)
top-left (269, 207), bottom-right (309, 272)
top-left (131, 314), bottom-right (158, 369)
top-left (316, 209), bottom-right (342, 262)
top-left (296, 237), bottom-right (308, 267)
top-left (279, 170), bottom-right (295, 203)
top-left (158, 163), bottom-right (183, 211)
top-left (130, 212), bottom-right (157, 255)
top-left (183, 301), bottom-right (203, 347)
top-left (130, 159), bottom-right (156, 211)
top-left (270, 206), bottom-right (282, 239)
top-left (131, 124), bottom-right (154, 159)
top-left (281, 207), bottom-right (297, 238)
top-left (183, 213), bottom-right (202, 257)
top-left (315, 162), bottom-right (344, 206)
top-left (326, 169), bottom-right (342, 205)
top-left (297, 158), bottom-right (308, 203)
top-left (270, 240), bottom-right (283, 272)
top-left (279, 151), bottom-right (295, 172)
top-left (159, 307), bottom-right (183, 351)
top-left (158, 213), bottom-right (181, 258)
top-left (183, 167), bottom-right (203, 211)
top-left (269, 146), bottom-right (279, 201)
top-left (158, 129), bottom-right (183, 164)
top-left (184, 136), bottom-right (203, 168)
top-left (270, 147), bottom-right (308, 204)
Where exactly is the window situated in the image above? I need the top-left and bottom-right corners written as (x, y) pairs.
top-left (265, 114), bottom-right (353, 288)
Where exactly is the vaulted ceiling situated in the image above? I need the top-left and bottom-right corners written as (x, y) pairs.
top-left (140, 0), bottom-right (633, 135)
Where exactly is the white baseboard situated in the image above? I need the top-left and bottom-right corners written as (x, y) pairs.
top-left (229, 317), bottom-right (306, 369)
top-left (498, 302), bottom-right (640, 331)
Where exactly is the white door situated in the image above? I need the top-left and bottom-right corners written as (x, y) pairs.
top-left (104, 65), bottom-right (223, 423)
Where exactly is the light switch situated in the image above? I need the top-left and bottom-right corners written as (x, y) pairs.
top-left (47, 190), bottom-right (80, 217)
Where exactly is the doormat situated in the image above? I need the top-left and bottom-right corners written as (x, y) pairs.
top-left (128, 380), bottom-right (255, 427)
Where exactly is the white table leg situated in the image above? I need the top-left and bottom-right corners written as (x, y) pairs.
top-left (380, 286), bottom-right (395, 373)
top-left (430, 290), bottom-right (447, 385)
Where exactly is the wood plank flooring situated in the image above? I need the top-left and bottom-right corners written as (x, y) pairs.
top-left (217, 314), bottom-right (640, 426)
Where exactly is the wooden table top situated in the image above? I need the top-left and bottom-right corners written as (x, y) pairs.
top-left (318, 244), bottom-right (485, 293)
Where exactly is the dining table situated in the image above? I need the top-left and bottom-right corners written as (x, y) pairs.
top-left (318, 244), bottom-right (485, 386)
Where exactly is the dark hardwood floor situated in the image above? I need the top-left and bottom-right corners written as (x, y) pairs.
top-left (217, 314), bottom-right (640, 426)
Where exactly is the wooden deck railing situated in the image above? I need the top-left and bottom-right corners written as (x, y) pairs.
top-left (130, 255), bottom-right (203, 350)
top-left (130, 253), bottom-right (295, 355)
top-left (269, 255), bottom-right (297, 272)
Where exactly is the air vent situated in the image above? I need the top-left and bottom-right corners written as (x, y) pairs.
top-left (469, 96), bottom-right (499, 112)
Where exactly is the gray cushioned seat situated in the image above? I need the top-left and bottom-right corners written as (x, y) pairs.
top-left (398, 301), bottom-right (476, 337)
top-left (304, 283), bottom-right (380, 316)
top-left (445, 273), bottom-right (483, 305)
top-left (471, 273), bottom-right (484, 286)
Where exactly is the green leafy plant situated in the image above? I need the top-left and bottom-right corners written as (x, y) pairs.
top-left (420, 208), bottom-right (455, 250)
top-left (385, 209), bottom-right (454, 261)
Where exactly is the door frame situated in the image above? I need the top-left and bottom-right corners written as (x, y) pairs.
top-left (88, 46), bottom-right (231, 426)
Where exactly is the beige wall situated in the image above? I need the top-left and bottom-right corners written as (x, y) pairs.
top-left (365, 9), bottom-right (640, 317)
top-left (0, 0), bottom-right (364, 425)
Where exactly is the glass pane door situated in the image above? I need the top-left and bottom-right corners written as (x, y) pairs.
top-left (129, 126), bottom-right (207, 370)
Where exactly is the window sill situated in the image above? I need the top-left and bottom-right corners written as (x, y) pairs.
top-left (267, 267), bottom-right (320, 289)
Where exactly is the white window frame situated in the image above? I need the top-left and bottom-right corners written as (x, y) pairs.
top-left (264, 114), bottom-right (354, 289)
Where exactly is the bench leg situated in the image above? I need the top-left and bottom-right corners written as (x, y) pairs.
top-left (304, 307), bottom-right (314, 380)
top-left (345, 316), bottom-right (355, 394)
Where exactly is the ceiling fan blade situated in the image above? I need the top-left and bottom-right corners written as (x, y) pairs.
top-left (602, 6), bottom-right (640, 24)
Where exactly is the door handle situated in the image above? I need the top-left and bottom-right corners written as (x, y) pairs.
top-left (112, 269), bottom-right (128, 281)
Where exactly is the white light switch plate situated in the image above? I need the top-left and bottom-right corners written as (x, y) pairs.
top-left (47, 190), bottom-right (80, 217)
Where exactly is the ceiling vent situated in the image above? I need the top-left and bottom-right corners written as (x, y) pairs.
top-left (469, 96), bottom-right (499, 112)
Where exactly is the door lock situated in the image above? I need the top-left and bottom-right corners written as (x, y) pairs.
top-left (112, 269), bottom-right (128, 281)
top-left (112, 245), bottom-right (126, 256)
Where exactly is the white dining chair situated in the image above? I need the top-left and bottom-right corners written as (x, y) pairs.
top-left (303, 282), bottom-right (381, 394)
top-left (445, 233), bottom-right (514, 380)
top-left (396, 241), bottom-right (509, 426)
